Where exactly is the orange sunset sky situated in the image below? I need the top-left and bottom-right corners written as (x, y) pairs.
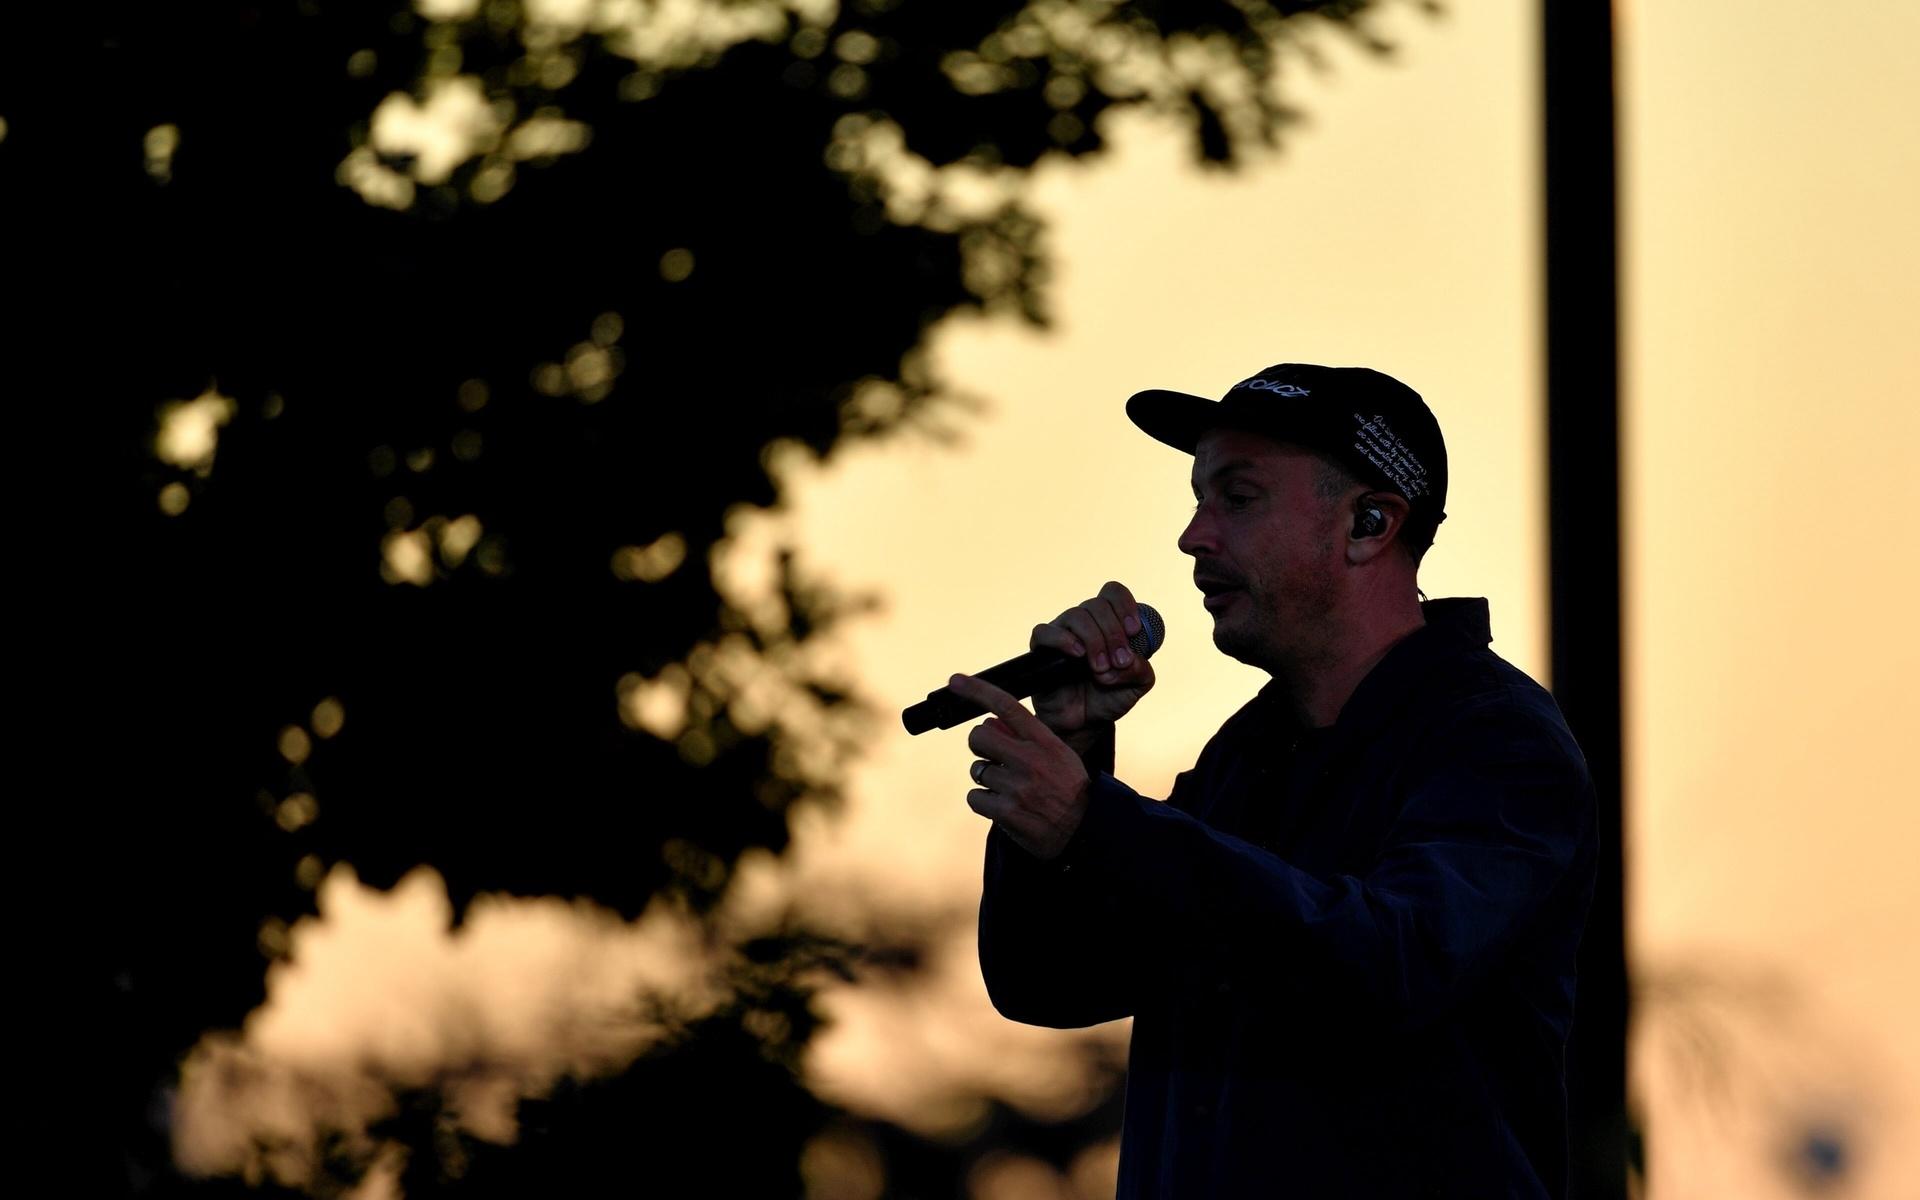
top-left (173, 1), bottom-right (1919, 1196)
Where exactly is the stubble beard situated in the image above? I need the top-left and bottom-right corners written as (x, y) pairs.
top-left (1211, 541), bottom-right (1343, 678)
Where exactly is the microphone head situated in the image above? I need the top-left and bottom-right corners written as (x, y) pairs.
top-left (1130, 603), bottom-right (1166, 660)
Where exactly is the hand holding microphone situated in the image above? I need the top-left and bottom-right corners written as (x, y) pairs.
top-left (902, 582), bottom-right (1163, 737)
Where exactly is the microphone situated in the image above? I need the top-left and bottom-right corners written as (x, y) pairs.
top-left (901, 603), bottom-right (1166, 735)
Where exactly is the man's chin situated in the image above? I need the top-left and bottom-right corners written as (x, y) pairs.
top-left (1206, 601), bottom-right (1280, 667)
top-left (1209, 619), bottom-right (1260, 665)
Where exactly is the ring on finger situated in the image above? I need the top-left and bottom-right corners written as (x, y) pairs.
top-left (971, 760), bottom-right (992, 786)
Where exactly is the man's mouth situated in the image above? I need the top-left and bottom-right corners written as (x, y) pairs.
top-left (1197, 577), bottom-right (1243, 611)
top-left (1203, 589), bottom-right (1241, 612)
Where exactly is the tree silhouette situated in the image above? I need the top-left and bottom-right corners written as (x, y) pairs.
top-left (77, 1), bottom-right (1416, 1193)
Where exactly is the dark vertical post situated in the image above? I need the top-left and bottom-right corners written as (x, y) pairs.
top-left (1544, 3), bottom-right (1629, 1198)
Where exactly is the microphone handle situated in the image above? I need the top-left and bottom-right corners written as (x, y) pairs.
top-left (901, 648), bottom-right (1084, 734)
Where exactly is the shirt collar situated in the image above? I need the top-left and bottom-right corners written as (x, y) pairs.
top-left (1255, 597), bottom-right (1493, 747)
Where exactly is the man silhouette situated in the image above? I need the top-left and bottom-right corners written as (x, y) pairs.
top-left (950, 363), bottom-right (1597, 1197)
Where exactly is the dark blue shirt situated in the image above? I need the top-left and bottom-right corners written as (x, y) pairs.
top-left (979, 598), bottom-right (1598, 1198)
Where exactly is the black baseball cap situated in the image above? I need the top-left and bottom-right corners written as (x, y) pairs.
top-left (1126, 362), bottom-right (1449, 548)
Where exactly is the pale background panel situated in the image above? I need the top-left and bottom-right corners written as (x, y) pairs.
top-left (1622, 0), bottom-right (1920, 1192)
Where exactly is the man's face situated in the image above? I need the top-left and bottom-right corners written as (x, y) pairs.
top-left (1179, 428), bottom-right (1350, 673)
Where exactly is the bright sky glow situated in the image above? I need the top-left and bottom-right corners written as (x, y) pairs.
top-left (172, 0), bottom-right (1920, 1192)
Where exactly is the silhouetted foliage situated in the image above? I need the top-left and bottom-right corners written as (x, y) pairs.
top-left (78, 0), bottom-right (1409, 1192)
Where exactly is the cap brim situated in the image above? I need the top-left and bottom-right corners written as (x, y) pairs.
top-left (1127, 386), bottom-right (1361, 475)
top-left (1127, 388), bottom-right (1326, 456)
top-left (1125, 389), bottom-right (1222, 454)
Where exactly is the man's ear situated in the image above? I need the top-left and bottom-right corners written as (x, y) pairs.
top-left (1346, 492), bottom-right (1412, 565)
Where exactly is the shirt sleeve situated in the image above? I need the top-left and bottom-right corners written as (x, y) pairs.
top-left (1064, 694), bottom-right (1597, 1032)
top-left (976, 824), bottom-right (1141, 1028)
top-left (975, 740), bottom-right (1212, 1030)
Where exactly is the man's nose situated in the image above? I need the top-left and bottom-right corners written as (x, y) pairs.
top-left (1178, 506), bottom-right (1215, 558)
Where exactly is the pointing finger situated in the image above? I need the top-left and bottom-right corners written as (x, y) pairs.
top-left (948, 674), bottom-right (1041, 733)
